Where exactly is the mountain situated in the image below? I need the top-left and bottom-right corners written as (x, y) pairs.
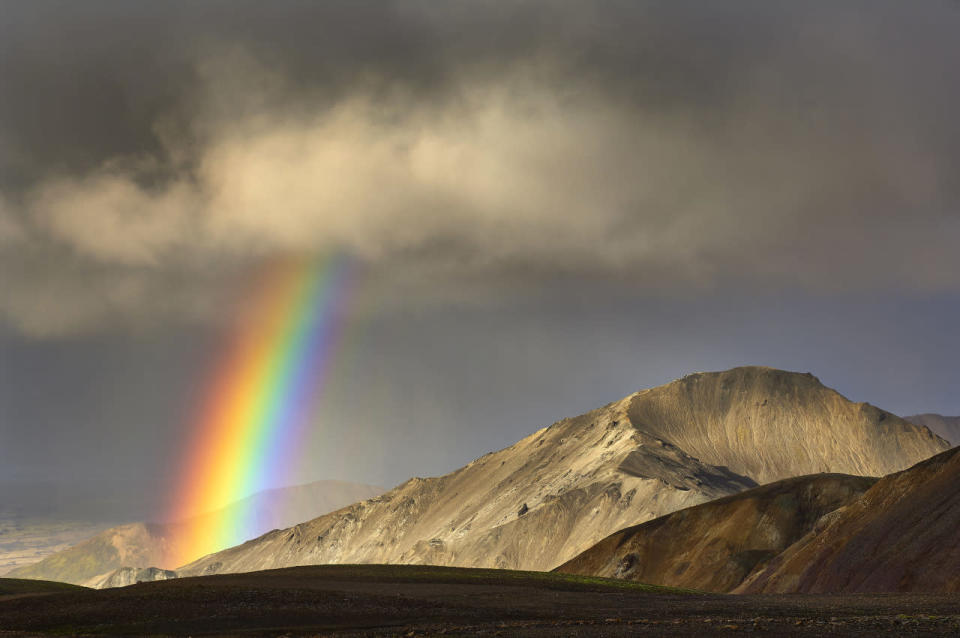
top-left (904, 414), bottom-right (960, 445)
top-left (556, 473), bottom-right (876, 592)
top-left (737, 445), bottom-right (960, 593)
top-left (177, 366), bottom-right (948, 578)
top-left (7, 479), bottom-right (383, 586)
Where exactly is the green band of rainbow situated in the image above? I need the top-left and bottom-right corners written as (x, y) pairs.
top-left (167, 254), bottom-right (352, 567)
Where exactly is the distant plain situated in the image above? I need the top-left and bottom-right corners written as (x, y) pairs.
top-left (0, 515), bottom-right (116, 576)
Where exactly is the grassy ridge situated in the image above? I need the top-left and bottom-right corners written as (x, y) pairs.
top-left (0, 577), bottom-right (87, 596)
top-left (237, 563), bottom-right (700, 593)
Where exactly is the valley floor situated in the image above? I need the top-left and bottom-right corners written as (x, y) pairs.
top-left (1, 565), bottom-right (959, 636)
top-left (0, 515), bottom-right (117, 575)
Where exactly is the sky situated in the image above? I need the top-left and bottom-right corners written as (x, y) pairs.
top-left (1, 1), bottom-right (959, 521)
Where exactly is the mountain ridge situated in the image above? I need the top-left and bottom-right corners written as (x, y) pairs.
top-left (176, 366), bottom-right (948, 578)
top-left (179, 391), bottom-right (755, 576)
top-left (904, 413), bottom-right (960, 445)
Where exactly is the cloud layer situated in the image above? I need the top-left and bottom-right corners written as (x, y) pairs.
top-left (2, 1), bottom-right (959, 335)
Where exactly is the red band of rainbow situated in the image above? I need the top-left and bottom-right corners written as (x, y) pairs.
top-left (166, 254), bottom-right (352, 567)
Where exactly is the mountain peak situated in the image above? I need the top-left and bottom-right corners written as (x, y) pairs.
top-left (626, 366), bottom-right (947, 484)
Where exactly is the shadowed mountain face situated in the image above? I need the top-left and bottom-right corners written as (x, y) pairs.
top-left (557, 474), bottom-right (877, 593)
top-left (6, 480), bottom-right (383, 586)
top-left (737, 446), bottom-right (960, 594)
top-left (177, 367), bottom-right (948, 578)
top-left (905, 414), bottom-right (960, 446)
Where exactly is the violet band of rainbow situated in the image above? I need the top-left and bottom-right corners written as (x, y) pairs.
top-left (167, 254), bottom-right (352, 567)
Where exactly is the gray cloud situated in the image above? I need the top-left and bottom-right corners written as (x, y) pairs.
top-left (0, 195), bottom-right (24, 245)
top-left (1, 1), bottom-right (959, 335)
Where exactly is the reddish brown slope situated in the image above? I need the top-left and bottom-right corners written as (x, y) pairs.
top-left (556, 473), bottom-right (875, 592)
top-left (738, 446), bottom-right (960, 593)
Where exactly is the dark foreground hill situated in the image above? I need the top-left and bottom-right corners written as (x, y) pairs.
top-left (1, 565), bottom-right (959, 636)
top-left (0, 577), bottom-right (85, 598)
top-left (557, 473), bottom-right (877, 592)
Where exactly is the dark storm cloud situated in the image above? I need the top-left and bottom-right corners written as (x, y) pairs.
top-left (1, 1), bottom-right (960, 335)
top-left (3, 2), bottom-right (960, 520)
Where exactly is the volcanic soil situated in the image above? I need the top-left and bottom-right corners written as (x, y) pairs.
top-left (1, 565), bottom-right (959, 636)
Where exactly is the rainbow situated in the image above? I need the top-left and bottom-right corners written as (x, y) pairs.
top-left (166, 254), bottom-right (352, 567)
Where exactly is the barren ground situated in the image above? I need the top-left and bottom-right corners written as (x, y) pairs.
top-left (1, 565), bottom-right (959, 636)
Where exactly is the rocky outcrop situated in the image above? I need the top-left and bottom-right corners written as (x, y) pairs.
top-left (178, 367), bottom-right (948, 577)
top-left (737, 446), bottom-right (960, 593)
top-left (905, 413), bottom-right (960, 445)
top-left (557, 473), bottom-right (876, 592)
top-left (88, 566), bottom-right (178, 589)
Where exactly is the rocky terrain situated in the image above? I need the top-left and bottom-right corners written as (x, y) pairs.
top-left (905, 413), bottom-right (960, 445)
top-left (557, 473), bottom-right (876, 592)
top-left (7, 479), bottom-right (382, 586)
top-left (87, 566), bottom-right (178, 589)
top-left (176, 367), bottom-right (947, 578)
top-left (738, 445), bottom-right (960, 593)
